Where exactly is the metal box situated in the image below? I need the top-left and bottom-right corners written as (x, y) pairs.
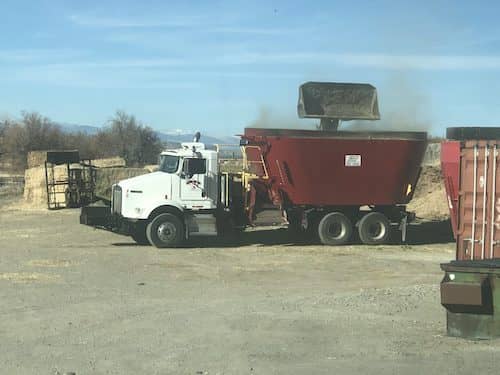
top-left (441, 260), bottom-right (500, 339)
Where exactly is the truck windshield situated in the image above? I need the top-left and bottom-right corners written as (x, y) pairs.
top-left (159, 155), bottom-right (180, 173)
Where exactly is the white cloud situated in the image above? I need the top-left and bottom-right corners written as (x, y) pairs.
top-left (330, 53), bottom-right (500, 70)
top-left (209, 52), bottom-right (500, 70)
top-left (5, 48), bottom-right (500, 71)
top-left (68, 14), bottom-right (203, 28)
top-left (4, 64), bottom-right (201, 89)
top-left (206, 26), bottom-right (298, 35)
top-left (0, 48), bottom-right (87, 63)
top-left (68, 13), bottom-right (299, 35)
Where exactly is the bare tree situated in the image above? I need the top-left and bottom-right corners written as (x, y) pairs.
top-left (1, 110), bottom-right (164, 170)
top-left (104, 111), bottom-right (163, 165)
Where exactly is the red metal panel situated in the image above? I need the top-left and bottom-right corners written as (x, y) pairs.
top-left (243, 128), bottom-right (427, 207)
top-left (441, 141), bottom-right (460, 237)
top-left (456, 141), bottom-right (500, 260)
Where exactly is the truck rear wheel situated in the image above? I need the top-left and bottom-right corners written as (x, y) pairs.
top-left (358, 212), bottom-right (391, 245)
top-left (318, 212), bottom-right (353, 245)
top-left (146, 213), bottom-right (184, 248)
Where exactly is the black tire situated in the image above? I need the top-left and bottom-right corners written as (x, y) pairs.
top-left (358, 212), bottom-right (391, 245)
top-left (317, 212), bottom-right (353, 245)
top-left (146, 213), bottom-right (184, 248)
top-left (130, 222), bottom-right (150, 245)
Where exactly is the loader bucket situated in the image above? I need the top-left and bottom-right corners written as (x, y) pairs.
top-left (297, 82), bottom-right (380, 121)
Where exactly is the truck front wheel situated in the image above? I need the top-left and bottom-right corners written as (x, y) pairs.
top-left (318, 212), bottom-right (353, 245)
top-left (146, 213), bottom-right (184, 248)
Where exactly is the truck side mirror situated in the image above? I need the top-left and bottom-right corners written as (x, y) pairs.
top-left (182, 158), bottom-right (206, 178)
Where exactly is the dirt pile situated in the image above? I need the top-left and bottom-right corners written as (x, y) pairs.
top-left (408, 165), bottom-right (449, 220)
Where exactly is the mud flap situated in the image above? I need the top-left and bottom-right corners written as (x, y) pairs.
top-left (399, 215), bottom-right (408, 243)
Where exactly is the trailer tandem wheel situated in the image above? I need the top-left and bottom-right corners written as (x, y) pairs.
top-left (358, 212), bottom-right (391, 245)
top-left (146, 213), bottom-right (184, 248)
top-left (317, 212), bottom-right (353, 245)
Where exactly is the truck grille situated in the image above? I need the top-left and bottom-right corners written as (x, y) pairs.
top-left (112, 185), bottom-right (122, 214)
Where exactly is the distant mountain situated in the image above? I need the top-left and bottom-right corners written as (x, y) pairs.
top-left (155, 132), bottom-right (239, 146)
top-left (58, 123), bottom-right (100, 135)
top-left (58, 123), bottom-right (240, 146)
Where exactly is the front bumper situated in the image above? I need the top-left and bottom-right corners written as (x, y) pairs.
top-left (80, 203), bottom-right (113, 228)
top-left (80, 201), bottom-right (141, 237)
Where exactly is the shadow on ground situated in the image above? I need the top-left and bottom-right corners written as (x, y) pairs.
top-left (112, 219), bottom-right (455, 248)
top-left (112, 227), bottom-right (308, 248)
top-left (405, 219), bottom-right (454, 245)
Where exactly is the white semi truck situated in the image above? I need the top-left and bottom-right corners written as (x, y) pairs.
top-left (81, 134), bottom-right (245, 247)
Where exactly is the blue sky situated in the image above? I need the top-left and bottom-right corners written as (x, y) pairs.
top-left (1, 0), bottom-right (500, 136)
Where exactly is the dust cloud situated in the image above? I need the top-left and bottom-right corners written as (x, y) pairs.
top-left (248, 107), bottom-right (314, 129)
top-left (248, 74), bottom-right (432, 133)
top-left (344, 74), bottom-right (432, 132)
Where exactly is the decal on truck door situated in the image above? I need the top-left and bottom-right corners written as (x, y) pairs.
top-left (345, 154), bottom-right (361, 167)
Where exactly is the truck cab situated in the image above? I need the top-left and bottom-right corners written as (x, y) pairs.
top-left (108, 141), bottom-right (225, 247)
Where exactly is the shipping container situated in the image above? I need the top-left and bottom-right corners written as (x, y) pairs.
top-left (444, 127), bottom-right (500, 260)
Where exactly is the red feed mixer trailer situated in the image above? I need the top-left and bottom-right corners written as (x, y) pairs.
top-left (240, 82), bottom-right (428, 245)
top-left (80, 82), bottom-right (428, 247)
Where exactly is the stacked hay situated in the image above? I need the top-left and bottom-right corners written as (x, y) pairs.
top-left (23, 165), bottom-right (68, 207)
top-left (95, 168), bottom-right (149, 198)
top-left (92, 157), bottom-right (126, 168)
top-left (26, 151), bottom-right (49, 168)
top-left (143, 164), bottom-right (159, 173)
top-left (220, 159), bottom-right (243, 173)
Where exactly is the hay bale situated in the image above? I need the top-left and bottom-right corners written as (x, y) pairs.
top-left (143, 164), bottom-right (159, 173)
top-left (95, 167), bottom-right (149, 199)
top-left (92, 157), bottom-right (126, 168)
top-left (23, 165), bottom-right (68, 207)
top-left (26, 151), bottom-right (48, 169)
top-left (220, 159), bottom-right (243, 173)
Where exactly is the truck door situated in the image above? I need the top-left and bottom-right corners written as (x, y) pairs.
top-left (179, 158), bottom-right (209, 202)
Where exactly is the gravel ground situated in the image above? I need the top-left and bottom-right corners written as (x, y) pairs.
top-left (0, 208), bottom-right (499, 375)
